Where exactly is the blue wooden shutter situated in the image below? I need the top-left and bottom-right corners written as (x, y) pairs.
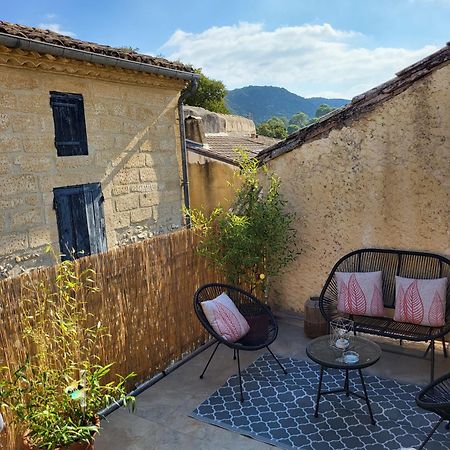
top-left (54, 183), bottom-right (107, 260)
top-left (50, 92), bottom-right (88, 156)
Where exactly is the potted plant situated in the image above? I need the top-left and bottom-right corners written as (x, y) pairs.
top-left (0, 256), bottom-right (135, 450)
top-left (188, 150), bottom-right (298, 338)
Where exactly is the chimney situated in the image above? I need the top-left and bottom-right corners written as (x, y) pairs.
top-left (184, 115), bottom-right (206, 144)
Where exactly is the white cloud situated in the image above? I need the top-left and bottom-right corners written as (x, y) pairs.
top-left (162, 22), bottom-right (438, 99)
top-left (38, 23), bottom-right (76, 37)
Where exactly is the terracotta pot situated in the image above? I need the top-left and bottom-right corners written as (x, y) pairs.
top-left (22, 416), bottom-right (100, 450)
top-left (304, 296), bottom-right (328, 338)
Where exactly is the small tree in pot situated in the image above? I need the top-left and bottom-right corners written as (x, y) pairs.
top-left (189, 150), bottom-right (298, 299)
top-left (0, 256), bottom-right (135, 450)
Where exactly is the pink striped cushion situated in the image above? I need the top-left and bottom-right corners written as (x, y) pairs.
top-left (201, 292), bottom-right (250, 342)
top-left (335, 271), bottom-right (384, 317)
top-left (394, 276), bottom-right (447, 327)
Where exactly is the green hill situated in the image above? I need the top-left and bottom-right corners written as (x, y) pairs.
top-left (226, 86), bottom-right (349, 124)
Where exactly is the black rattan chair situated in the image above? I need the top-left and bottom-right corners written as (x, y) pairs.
top-left (415, 372), bottom-right (450, 449)
top-left (193, 283), bottom-right (287, 402)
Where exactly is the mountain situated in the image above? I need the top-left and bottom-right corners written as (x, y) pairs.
top-left (226, 86), bottom-right (349, 124)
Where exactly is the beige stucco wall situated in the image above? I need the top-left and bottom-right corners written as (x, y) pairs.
top-left (0, 45), bottom-right (186, 277)
top-left (188, 153), bottom-right (237, 213)
top-left (266, 63), bottom-right (450, 313)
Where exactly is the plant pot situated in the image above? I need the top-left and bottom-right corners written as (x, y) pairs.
top-left (304, 296), bottom-right (328, 338)
top-left (22, 416), bottom-right (100, 450)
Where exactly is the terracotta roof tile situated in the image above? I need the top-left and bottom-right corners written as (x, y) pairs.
top-left (0, 21), bottom-right (194, 74)
top-left (187, 134), bottom-right (279, 165)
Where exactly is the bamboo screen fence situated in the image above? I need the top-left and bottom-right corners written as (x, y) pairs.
top-left (0, 229), bottom-right (220, 449)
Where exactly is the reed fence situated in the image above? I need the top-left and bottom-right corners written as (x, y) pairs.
top-left (0, 228), bottom-right (220, 449)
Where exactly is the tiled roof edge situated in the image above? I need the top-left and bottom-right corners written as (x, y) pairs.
top-left (0, 20), bottom-right (196, 77)
top-left (258, 43), bottom-right (450, 164)
top-left (186, 142), bottom-right (240, 166)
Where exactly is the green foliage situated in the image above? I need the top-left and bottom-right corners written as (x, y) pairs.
top-left (188, 150), bottom-right (298, 294)
top-left (289, 112), bottom-right (310, 128)
top-left (315, 103), bottom-right (336, 118)
top-left (184, 70), bottom-right (230, 114)
top-left (116, 46), bottom-right (140, 53)
top-left (287, 111), bottom-right (311, 134)
top-left (0, 260), bottom-right (135, 449)
top-left (256, 117), bottom-right (288, 139)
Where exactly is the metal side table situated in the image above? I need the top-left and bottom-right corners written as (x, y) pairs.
top-left (306, 335), bottom-right (381, 425)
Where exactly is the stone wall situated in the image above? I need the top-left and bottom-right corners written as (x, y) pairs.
top-left (0, 45), bottom-right (186, 277)
top-left (266, 64), bottom-right (450, 313)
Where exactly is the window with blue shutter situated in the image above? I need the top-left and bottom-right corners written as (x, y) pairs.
top-left (53, 183), bottom-right (107, 260)
top-left (50, 91), bottom-right (88, 156)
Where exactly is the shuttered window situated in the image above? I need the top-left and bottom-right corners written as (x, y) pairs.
top-left (50, 91), bottom-right (88, 156)
top-left (53, 183), bottom-right (107, 260)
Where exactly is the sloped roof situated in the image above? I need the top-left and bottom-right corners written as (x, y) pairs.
top-left (258, 43), bottom-right (450, 163)
top-left (187, 134), bottom-right (279, 166)
top-left (0, 21), bottom-right (194, 74)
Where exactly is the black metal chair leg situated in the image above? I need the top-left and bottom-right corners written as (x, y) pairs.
top-left (430, 339), bottom-right (435, 382)
top-left (443, 336), bottom-right (448, 358)
top-left (314, 366), bottom-right (324, 418)
top-left (233, 349), bottom-right (236, 360)
top-left (236, 349), bottom-right (244, 402)
top-left (358, 369), bottom-right (376, 425)
top-left (424, 342), bottom-right (431, 358)
top-left (200, 341), bottom-right (220, 379)
top-left (418, 417), bottom-right (444, 450)
top-left (266, 346), bottom-right (288, 374)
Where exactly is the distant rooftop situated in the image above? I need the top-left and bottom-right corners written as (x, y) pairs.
top-left (184, 106), bottom-right (278, 165)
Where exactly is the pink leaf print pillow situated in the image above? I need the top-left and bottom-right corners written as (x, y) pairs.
top-left (335, 271), bottom-right (384, 317)
top-left (394, 276), bottom-right (447, 327)
top-left (201, 292), bottom-right (250, 342)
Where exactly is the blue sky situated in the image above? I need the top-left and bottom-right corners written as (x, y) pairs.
top-left (2, 0), bottom-right (449, 98)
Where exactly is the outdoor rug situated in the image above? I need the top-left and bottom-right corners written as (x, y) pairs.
top-left (190, 354), bottom-right (450, 450)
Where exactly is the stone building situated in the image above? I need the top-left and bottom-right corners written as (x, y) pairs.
top-left (0, 21), bottom-right (198, 277)
top-left (257, 44), bottom-right (450, 313)
top-left (184, 106), bottom-right (278, 212)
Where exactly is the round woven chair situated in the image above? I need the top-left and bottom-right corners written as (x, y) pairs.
top-left (193, 283), bottom-right (287, 402)
top-left (415, 372), bottom-right (450, 449)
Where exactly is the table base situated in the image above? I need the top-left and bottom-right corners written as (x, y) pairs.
top-left (314, 366), bottom-right (376, 425)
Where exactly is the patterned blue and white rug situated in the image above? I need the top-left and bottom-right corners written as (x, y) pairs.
top-left (191, 354), bottom-right (449, 450)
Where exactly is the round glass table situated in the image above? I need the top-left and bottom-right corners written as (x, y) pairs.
top-left (306, 335), bottom-right (381, 425)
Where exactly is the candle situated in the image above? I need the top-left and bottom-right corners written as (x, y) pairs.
top-left (335, 338), bottom-right (349, 349)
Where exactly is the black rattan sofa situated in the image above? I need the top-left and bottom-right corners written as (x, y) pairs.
top-left (319, 249), bottom-right (450, 381)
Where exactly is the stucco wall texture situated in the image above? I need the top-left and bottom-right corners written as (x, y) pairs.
top-left (188, 154), bottom-right (237, 213)
top-left (0, 46), bottom-right (186, 276)
top-left (267, 64), bottom-right (450, 313)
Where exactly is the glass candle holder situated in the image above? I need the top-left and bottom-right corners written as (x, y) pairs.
top-left (329, 318), bottom-right (354, 361)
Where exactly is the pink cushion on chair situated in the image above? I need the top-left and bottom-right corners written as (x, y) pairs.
top-left (335, 271), bottom-right (384, 317)
top-left (201, 292), bottom-right (250, 342)
top-left (394, 276), bottom-right (447, 327)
